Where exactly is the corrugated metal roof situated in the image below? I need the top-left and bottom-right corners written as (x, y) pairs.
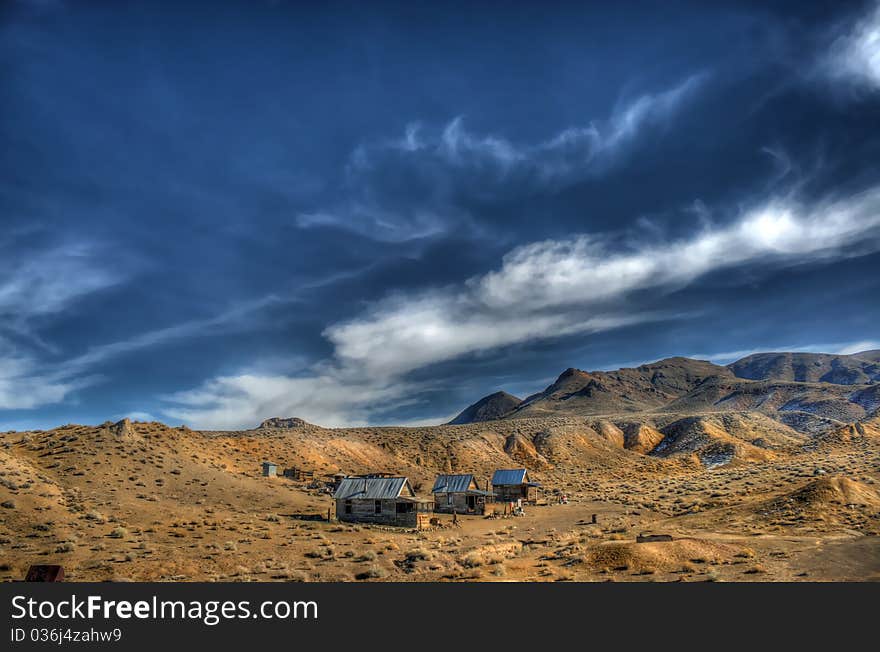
top-left (492, 468), bottom-right (529, 485)
top-left (332, 476), bottom-right (411, 500)
top-left (431, 474), bottom-right (476, 493)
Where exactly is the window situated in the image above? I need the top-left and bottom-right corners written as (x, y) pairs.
top-left (447, 494), bottom-right (453, 505)
top-left (344, 500), bottom-right (352, 514)
top-left (374, 500), bottom-right (382, 514)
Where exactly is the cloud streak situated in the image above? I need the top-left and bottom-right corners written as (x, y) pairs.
top-left (0, 236), bottom-right (284, 413)
top-left (167, 181), bottom-right (880, 429)
top-left (0, 352), bottom-right (90, 411)
top-left (0, 241), bottom-right (121, 410)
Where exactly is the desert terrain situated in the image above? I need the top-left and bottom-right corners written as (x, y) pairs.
top-left (1, 351), bottom-right (879, 582)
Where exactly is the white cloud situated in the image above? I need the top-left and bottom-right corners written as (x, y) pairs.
top-left (122, 411), bottom-right (157, 423)
top-left (478, 188), bottom-right (880, 313)
top-left (327, 300), bottom-right (655, 379)
top-left (168, 182), bottom-right (880, 429)
top-left (163, 371), bottom-right (412, 430)
top-left (836, 340), bottom-right (880, 355)
top-left (823, 2), bottom-right (880, 90)
top-left (298, 75), bottom-right (706, 241)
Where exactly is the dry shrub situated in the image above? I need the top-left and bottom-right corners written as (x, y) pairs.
top-left (355, 566), bottom-right (387, 580)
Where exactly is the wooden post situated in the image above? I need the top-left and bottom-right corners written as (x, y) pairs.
top-left (591, 513), bottom-right (597, 524)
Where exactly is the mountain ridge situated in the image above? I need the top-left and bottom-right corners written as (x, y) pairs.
top-left (452, 350), bottom-right (880, 426)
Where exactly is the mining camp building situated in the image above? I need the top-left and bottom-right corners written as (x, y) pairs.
top-left (492, 468), bottom-right (540, 503)
top-left (431, 474), bottom-right (492, 515)
top-left (333, 476), bottom-right (433, 528)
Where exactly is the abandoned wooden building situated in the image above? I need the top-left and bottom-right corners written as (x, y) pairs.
top-left (431, 474), bottom-right (492, 515)
top-left (262, 461), bottom-right (277, 477)
top-left (492, 468), bottom-right (541, 503)
top-left (333, 476), bottom-right (433, 528)
top-left (282, 467), bottom-right (314, 481)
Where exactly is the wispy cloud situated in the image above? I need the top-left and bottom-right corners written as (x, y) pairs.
top-left (296, 75), bottom-right (707, 241)
top-left (821, 2), bottom-right (880, 91)
top-left (0, 351), bottom-right (91, 410)
top-left (401, 73), bottom-right (705, 180)
top-left (65, 294), bottom-right (282, 370)
top-left (167, 180), bottom-right (880, 429)
top-left (0, 242), bottom-right (120, 322)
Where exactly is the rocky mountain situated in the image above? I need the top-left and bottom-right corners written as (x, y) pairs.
top-left (448, 391), bottom-right (522, 425)
top-left (512, 357), bottom-right (731, 418)
top-left (451, 351), bottom-right (880, 430)
top-left (728, 351), bottom-right (880, 385)
top-left (257, 417), bottom-right (319, 430)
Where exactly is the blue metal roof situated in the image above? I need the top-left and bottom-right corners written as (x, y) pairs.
top-left (492, 468), bottom-right (529, 485)
top-left (333, 476), bottom-right (412, 500)
top-left (431, 474), bottom-right (477, 493)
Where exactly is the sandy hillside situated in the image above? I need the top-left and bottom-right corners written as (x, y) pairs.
top-left (1, 408), bottom-right (879, 582)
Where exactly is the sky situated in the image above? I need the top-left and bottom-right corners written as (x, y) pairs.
top-left (2, 0), bottom-right (880, 431)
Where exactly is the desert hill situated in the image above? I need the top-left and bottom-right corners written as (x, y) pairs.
top-left (448, 391), bottom-right (522, 425)
top-left (2, 401), bottom-right (880, 582)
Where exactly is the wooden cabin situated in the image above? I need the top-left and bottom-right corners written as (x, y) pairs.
top-left (431, 474), bottom-right (492, 515)
top-left (262, 461), bottom-right (277, 477)
top-left (333, 476), bottom-right (433, 528)
top-left (492, 468), bottom-right (540, 504)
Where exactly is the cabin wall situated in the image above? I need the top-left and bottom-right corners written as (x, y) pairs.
top-left (433, 493), bottom-right (486, 515)
top-left (527, 485), bottom-right (539, 502)
top-left (335, 499), bottom-right (423, 527)
top-left (494, 484), bottom-right (539, 503)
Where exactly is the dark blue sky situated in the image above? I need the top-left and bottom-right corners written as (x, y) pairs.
top-left (2, 0), bottom-right (879, 430)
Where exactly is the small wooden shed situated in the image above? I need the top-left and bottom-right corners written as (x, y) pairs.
top-left (492, 468), bottom-right (540, 504)
top-left (262, 461), bottom-right (277, 477)
top-left (333, 476), bottom-right (433, 528)
top-left (25, 565), bottom-right (64, 582)
top-left (283, 467), bottom-right (315, 481)
top-left (431, 474), bottom-right (492, 515)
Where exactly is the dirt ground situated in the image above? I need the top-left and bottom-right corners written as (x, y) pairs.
top-left (1, 417), bottom-right (879, 582)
